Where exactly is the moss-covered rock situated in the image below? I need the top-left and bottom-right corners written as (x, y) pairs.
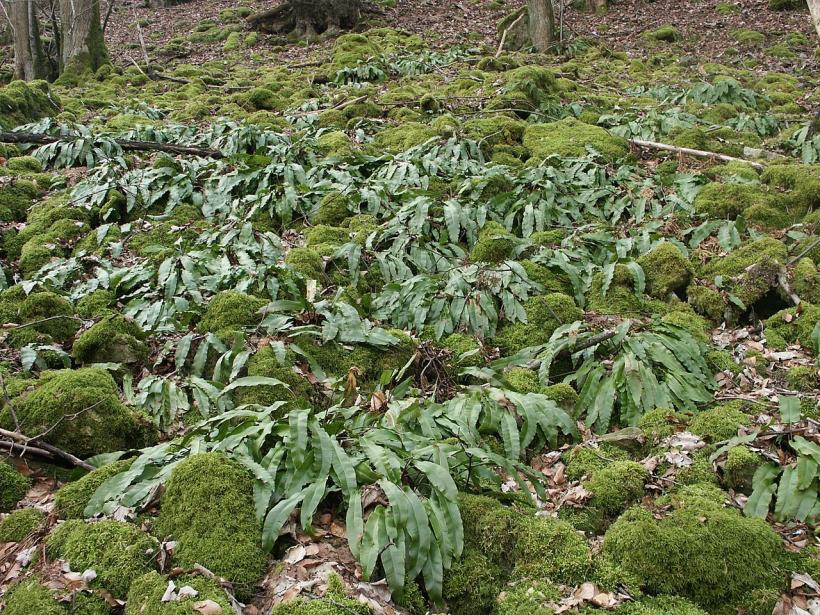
top-left (198, 291), bottom-right (268, 334)
top-left (495, 578), bottom-right (560, 615)
top-left (793, 258), bottom-right (820, 304)
top-left (494, 293), bottom-right (582, 354)
top-left (603, 486), bottom-right (786, 610)
top-left (723, 445), bottom-right (761, 492)
top-left (0, 463), bottom-right (30, 512)
top-left (125, 570), bottom-right (233, 615)
top-left (47, 519), bottom-right (157, 597)
top-left (586, 264), bottom-right (645, 316)
top-left (564, 445), bottom-right (631, 481)
top-left (0, 179), bottom-right (39, 223)
top-left (155, 453), bottom-right (266, 599)
top-left (692, 182), bottom-right (763, 219)
top-left (235, 346), bottom-right (314, 408)
top-left (1, 368), bottom-right (152, 458)
top-left (688, 402), bottom-right (750, 442)
top-left (786, 365), bottom-right (818, 391)
top-left (764, 304), bottom-right (820, 354)
top-left (687, 285), bottom-right (726, 322)
top-left (0, 80), bottom-right (59, 130)
top-left (17, 291), bottom-right (79, 341)
top-left (75, 290), bottom-right (115, 319)
top-left (54, 459), bottom-right (132, 519)
top-left (704, 237), bottom-right (788, 310)
top-left (373, 122), bottom-right (437, 153)
top-left (458, 493), bottom-right (519, 569)
top-left (443, 547), bottom-right (504, 615)
top-left (642, 25), bottom-right (679, 43)
top-left (584, 460), bottom-right (648, 518)
top-left (470, 221), bottom-right (517, 263)
top-left (0, 507), bottom-right (44, 541)
top-left (0, 579), bottom-right (65, 615)
top-left (314, 191), bottom-right (353, 226)
top-left (524, 118), bottom-right (628, 162)
top-left (637, 243), bottom-right (693, 298)
top-left (512, 514), bottom-right (591, 584)
top-left (501, 65), bottom-right (558, 109)
top-left (72, 315), bottom-right (148, 366)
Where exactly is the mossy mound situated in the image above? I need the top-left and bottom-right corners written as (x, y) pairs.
top-left (236, 346), bottom-right (314, 408)
top-left (692, 182), bottom-right (764, 219)
top-left (495, 578), bottom-right (559, 615)
top-left (704, 237), bottom-right (788, 310)
top-left (0, 578), bottom-right (109, 615)
top-left (642, 25), bottom-right (680, 43)
top-left (314, 191), bottom-right (354, 226)
top-left (155, 453), bottom-right (267, 599)
top-left (764, 304), bottom-right (820, 354)
top-left (564, 445), bottom-right (631, 481)
top-left (125, 571), bottom-right (233, 614)
top-left (786, 365), bottom-right (818, 391)
top-left (15, 291), bottom-right (79, 342)
top-left (687, 285), bottom-right (726, 322)
top-left (603, 486), bottom-right (786, 611)
top-left (198, 290), bottom-right (268, 334)
top-left (637, 243), bottom-right (693, 298)
top-left (54, 459), bottom-right (133, 519)
top-left (723, 445), bottom-right (761, 492)
top-left (372, 122), bottom-right (437, 153)
top-left (459, 493), bottom-right (519, 568)
top-left (72, 315), bottom-right (148, 366)
top-left (586, 264), bottom-right (646, 316)
top-left (524, 118), bottom-right (629, 162)
top-left (793, 258), bottom-right (820, 304)
top-left (0, 508), bottom-right (44, 541)
top-left (47, 519), bottom-right (157, 597)
top-left (443, 546), bottom-right (505, 615)
top-left (688, 402), bottom-right (750, 442)
top-left (0, 462), bottom-right (30, 512)
top-left (470, 221), bottom-right (517, 263)
top-left (584, 460), bottom-right (648, 518)
top-left (1, 368), bottom-right (152, 458)
top-left (0, 80), bottom-right (58, 129)
top-left (512, 515), bottom-right (591, 585)
top-left (493, 293), bottom-right (583, 354)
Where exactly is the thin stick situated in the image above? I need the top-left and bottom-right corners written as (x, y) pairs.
top-left (628, 138), bottom-right (765, 170)
top-left (496, 12), bottom-right (524, 57)
top-left (0, 428), bottom-right (94, 470)
top-left (788, 237), bottom-right (820, 265)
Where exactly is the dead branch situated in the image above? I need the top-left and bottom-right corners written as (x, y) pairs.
top-left (777, 267), bottom-right (801, 306)
top-left (0, 427), bottom-right (95, 470)
top-left (496, 12), bottom-right (525, 57)
top-left (0, 131), bottom-right (224, 158)
top-left (628, 138), bottom-right (765, 171)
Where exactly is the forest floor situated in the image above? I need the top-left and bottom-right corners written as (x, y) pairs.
top-left (0, 0), bottom-right (819, 615)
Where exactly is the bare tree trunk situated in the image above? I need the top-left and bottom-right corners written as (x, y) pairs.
top-left (527, 0), bottom-right (554, 52)
top-left (2, 0), bottom-right (48, 80)
top-left (59, 0), bottom-right (108, 74)
top-left (808, 0), bottom-right (820, 38)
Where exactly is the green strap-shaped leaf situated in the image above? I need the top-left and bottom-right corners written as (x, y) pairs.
top-left (779, 396), bottom-right (801, 424)
top-left (360, 505), bottom-right (388, 580)
top-left (300, 476), bottom-right (328, 530)
top-left (415, 460), bottom-right (458, 500)
top-left (744, 463), bottom-right (779, 519)
top-left (346, 490), bottom-right (364, 560)
top-left (262, 491), bottom-right (305, 552)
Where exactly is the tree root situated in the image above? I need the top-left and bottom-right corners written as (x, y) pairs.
top-left (246, 0), bottom-right (369, 37)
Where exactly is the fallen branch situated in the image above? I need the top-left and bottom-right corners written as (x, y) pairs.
top-left (628, 138), bottom-right (765, 171)
top-left (496, 12), bottom-right (525, 57)
top-left (0, 428), bottom-right (94, 470)
top-left (525, 328), bottom-right (620, 369)
top-left (0, 132), bottom-right (224, 159)
top-left (777, 267), bottom-right (801, 306)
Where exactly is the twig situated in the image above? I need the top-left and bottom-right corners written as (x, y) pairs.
top-left (133, 6), bottom-right (150, 66)
top-left (777, 267), bottom-right (801, 306)
top-left (628, 138), bottom-right (765, 170)
top-left (788, 237), bottom-right (820, 265)
top-left (0, 428), bottom-right (94, 470)
top-left (3, 314), bottom-right (83, 331)
top-left (0, 131), bottom-right (223, 158)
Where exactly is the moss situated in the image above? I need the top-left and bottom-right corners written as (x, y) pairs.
top-left (505, 367), bottom-right (540, 393)
top-left (786, 365), bottom-right (818, 391)
top-left (637, 243), bottom-right (693, 298)
top-left (6, 156), bottom-right (43, 173)
top-left (524, 118), bottom-right (629, 162)
top-left (501, 65), bottom-right (558, 109)
top-left (706, 350), bottom-right (742, 376)
top-left (0, 463), bottom-right (30, 512)
top-left (47, 519), bottom-right (157, 597)
top-left (586, 265), bottom-right (645, 316)
top-left (443, 546), bottom-right (504, 615)
top-left (687, 285), bottom-right (726, 322)
top-left (494, 293), bottom-right (583, 354)
top-left (704, 237), bottom-right (788, 309)
top-left (584, 461), bottom-right (648, 518)
top-left (236, 347), bottom-right (314, 408)
top-left (512, 515), bottom-right (591, 584)
top-left (723, 445), bottom-right (761, 492)
top-left (224, 31), bottom-right (242, 51)
top-left (440, 332), bottom-right (484, 369)
top-left (155, 453), bottom-right (266, 598)
top-left (689, 403), bottom-right (750, 442)
top-left (495, 578), bottom-right (560, 614)
top-left (0, 579), bottom-right (65, 615)
top-left (615, 596), bottom-right (707, 615)
top-left (305, 225), bottom-right (349, 247)
top-left (1, 368), bottom-right (151, 458)
top-left (372, 122), bottom-right (437, 153)
top-left (198, 291), bottom-right (268, 334)
top-left (764, 304), bottom-right (820, 354)
top-left (732, 29), bottom-right (766, 45)
top-left (458, 493), bottom-right (518, 568)
top-left (564, 445), bottom-right (630, 481)
top-left (54, 459), bottom-right (133, 519)
top-left (0, 180), bottom-right (38, 222)
top-left (17, 291), bottom-right (79, 341)
top-left (0, 286), bottom-right (26, 324)
top-left (315, 191), bottom-right (353, 226)
top-left (462, 116), bottom-right (526, 155)
top-left (0, 507), bottom-right (44, 541)
top-left (0, 80), bottom-right (58, 130)
top-left (285, 247), bottom-right (324, 279)
top-left (793, 258), bottom-right (820, 304)
top-left (761, 164), bottom-right (820, 214)
top-left (542, 383), bottom-right (578, 413)
top-left (75, 290), bottom-right (114, 319)
top-left (642, 25), bottom-right (679, 42)
top-left (603, 494), bottom-right (786, 610)
top-left (125, 571), bottom-right (233, 615)
top-left (661, 311), bottom-right (710, 343)
top-left (692, 182), bottom-right (763, 219)
top-left (470, 222), bottom-right (516, 263)
top-left (72, 315), bottom-right (148, 366)
top-left (316, 131), bottom-right (355, 158)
